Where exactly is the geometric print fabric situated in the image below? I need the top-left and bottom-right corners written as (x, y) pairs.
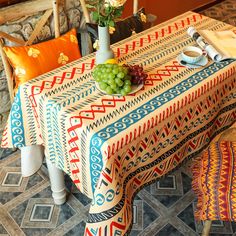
top-left (192, 141), bottom-right (236, 221)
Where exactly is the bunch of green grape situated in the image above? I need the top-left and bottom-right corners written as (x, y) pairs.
top-left (92, 63), bottom-right (132, 96)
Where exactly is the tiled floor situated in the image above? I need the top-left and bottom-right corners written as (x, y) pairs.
top-left (1, 0), bottom-right (236, 235)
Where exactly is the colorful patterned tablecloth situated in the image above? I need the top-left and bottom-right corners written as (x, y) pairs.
top-left (2, 11), bottom-right (236, 235)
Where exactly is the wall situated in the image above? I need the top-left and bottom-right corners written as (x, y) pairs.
top-left (123, 0), bottom-right (216, 24)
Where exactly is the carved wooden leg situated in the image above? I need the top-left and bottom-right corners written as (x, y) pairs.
top-left (45, 158), bottom-right (67, 205)
top-left (202, 220), bottom-right (212, 236)
top-left (20, 145), bottom-right (44, 177)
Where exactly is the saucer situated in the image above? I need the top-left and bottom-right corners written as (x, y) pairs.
top-left (177, 54), bottom-right (208, 68)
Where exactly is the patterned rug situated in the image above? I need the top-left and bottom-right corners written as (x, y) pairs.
top-left (198, 0), bottom-right (236, 26)
top-left (1, 0), bottom-right (236, 235)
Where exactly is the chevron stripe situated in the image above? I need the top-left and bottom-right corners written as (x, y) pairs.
top-left (192, 142), bottom-right (236, 221)
top-left (88, 60), bottom-right (235, 193)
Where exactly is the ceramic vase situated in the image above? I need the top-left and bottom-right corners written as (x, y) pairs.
top-left (96, 26), bottom-right (114, 64)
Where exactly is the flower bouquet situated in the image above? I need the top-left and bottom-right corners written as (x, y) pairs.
top-left (86, 0), bottom-right (127, 63)
top-left (87, 0), bottom-right (127, 27)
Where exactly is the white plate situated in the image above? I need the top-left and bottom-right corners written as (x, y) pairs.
top-left (177, 54), bottom-right (208, 68)
top-left (95, 81), bottom-right (144, 95)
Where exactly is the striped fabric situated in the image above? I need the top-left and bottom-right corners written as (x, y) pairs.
top-left (192, 141), bottom-right (236, 221)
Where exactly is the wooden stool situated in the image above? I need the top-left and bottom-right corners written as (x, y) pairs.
top-left (191, 141), bottom-right (236, 236)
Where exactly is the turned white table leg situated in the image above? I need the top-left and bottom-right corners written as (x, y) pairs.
top-left (20, 145), bottom-right (44, 177)
top-left (45, 158), bottom-right (67, 205)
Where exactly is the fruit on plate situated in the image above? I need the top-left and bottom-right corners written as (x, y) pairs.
top-left (92, 63), bottom-right (147, 95)
top-left (104, 58), bottom-right (118, 64)
top-left (92, 63), bottom-right (131, 95)
top-left (123, 64), bottom-right (148, 85)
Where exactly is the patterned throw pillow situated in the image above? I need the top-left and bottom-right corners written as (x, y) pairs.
top-left (86, 8), bottom-right (148, 49)
top-left (3, 28), bottom-right (81, 91)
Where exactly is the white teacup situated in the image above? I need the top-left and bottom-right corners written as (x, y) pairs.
top-left (181, 46), bottom-right (204, 64)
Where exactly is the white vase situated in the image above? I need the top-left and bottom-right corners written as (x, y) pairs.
top-left (96, 26), bottom-right (114, 64)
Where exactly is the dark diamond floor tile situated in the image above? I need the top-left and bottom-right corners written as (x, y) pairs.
top-left (0, 224), bottom-right (8, 234)
top-left (9, 200), bottom-right (29, 226)
top-left (4, 172), bottom-right (22, 185)
top-left (178, 203), bottom-right (196, 231)
top-left (181, 172), bottom-right (192, 194)
top-left (31, 205), bottom-right (52, 221)
top-left (32, 186), bottom-right (54, 198)
top-left (158, 175), bottom-right (176, 189)
top-left (0, 148), bottom-right (17, 160)
top-left (65, 174), bottom-right (74, 190)
top-left (0, 192), bottom-right (21, 205)
top-left (64, 221), bottom-right (86, 236)
top-left (72, 192), bottom-right (92, 206)
top-left (142, 202), bottom-right (160, 229)
top-left (199, 0), bottom-right (236, 26)
top-left (26, 174), bottom-right (44, 190)
top-left (134, 194), bottom-right (141, 200)
top-left (57, 203), bottom-right (76, 226)
top-left (154, 195), bottom-right (182, 208)
top-left (155, 224), bottom-right (184, 236)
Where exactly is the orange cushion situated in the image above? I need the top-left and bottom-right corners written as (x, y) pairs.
top-left (3, 28), bottom-right (81, 91)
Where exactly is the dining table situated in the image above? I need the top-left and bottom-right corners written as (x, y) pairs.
top-left (1, 11), bottom-right (236, 236)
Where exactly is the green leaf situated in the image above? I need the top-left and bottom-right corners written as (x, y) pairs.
top-left (91, 11), bottom-right (99, 22)
top-left (104, 6), bottom-right (112, 14)
top-left (88, 0), bottom-right (125, 26)
top-left (114, 7), bottom-right (123, 18)
top-left (108, 20), bottom-right (115, 27)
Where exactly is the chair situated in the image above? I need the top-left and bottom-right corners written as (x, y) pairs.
top-left (0, 0), bottom-right (81, 179)
top-left (192, 141), bottom-right (236, 236)
top-left (79, 0), bottom-right (157, 53)
top-left (0, 0), bottom-right (60, 103)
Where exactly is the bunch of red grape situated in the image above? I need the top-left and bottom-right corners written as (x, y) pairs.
top-left (124, 64), bottom-right (148, 85)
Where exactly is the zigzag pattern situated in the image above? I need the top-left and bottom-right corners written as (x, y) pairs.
top-left (28, 60), bottom-right (95, 129)
top-left (115, 14), bottom-right (203, 58)
top-left (86, 108), bottom-right (236, 236)
top-left (192, 142), bottom-right (236, 221)
top-left (147, 61), bottom-right (184, 83)
top-left (26, 13), bottom-right (203, 135)
top-left (88, 60), bottom-right (235, 193)
top-left (64, 60), bottom-right (192, 188)
top-left (98, 92), bottom-right (235, 191)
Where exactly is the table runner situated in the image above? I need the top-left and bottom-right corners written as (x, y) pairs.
top-left (2, 11), bottom-right (236, 235)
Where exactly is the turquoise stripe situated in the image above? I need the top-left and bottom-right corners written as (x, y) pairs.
top-left (10, 91), bottom-right (25, 147)
top-left (89, 60), bottom-right (235, 193)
